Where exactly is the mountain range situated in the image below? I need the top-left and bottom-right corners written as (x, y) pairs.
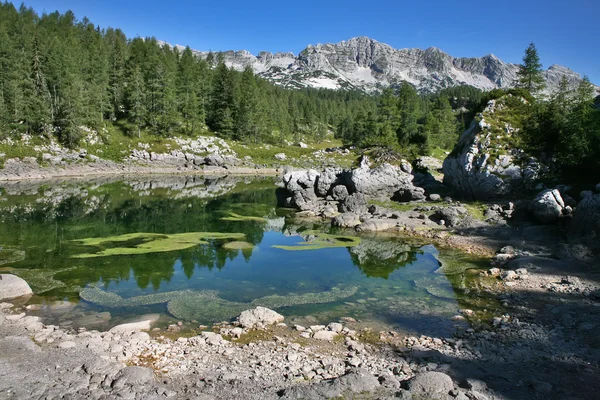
top-left (162, 36), bottom-right (595, 94)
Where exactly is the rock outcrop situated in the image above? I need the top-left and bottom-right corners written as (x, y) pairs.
top-left (442, 98), bottom-right (545, 200)
top-left (0, 274), bottom-right (32, 301)
top-left (277, 158), bottom-right (424, 215)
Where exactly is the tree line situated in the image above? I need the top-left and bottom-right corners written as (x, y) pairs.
top-left (0, 3), bottom-right (379, 147)
top-left (511, 43), bottom-right (600, 176)
top-left (0, 3), bottom-right (482, 152)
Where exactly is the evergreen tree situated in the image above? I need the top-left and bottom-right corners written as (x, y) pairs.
top-left (207, 62), bottom-right (235, 136)
top-left (397, 82), bottom-right (420, 145)
top-left (516, 42), bottom-right (546, 94)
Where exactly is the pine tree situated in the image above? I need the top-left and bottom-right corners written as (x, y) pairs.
top-left (397, 82), bottom-right (420, 145)
top-left (207, 62), bottom-right (235, 136)
top-left (516, 42), bottom-right (546, 94)
top-left (126, 65), bottom-right (146, 138)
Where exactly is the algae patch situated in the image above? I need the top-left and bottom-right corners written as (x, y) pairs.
top-left (70, 232), bottom-right (246, 258)
top-left (220, 212), bottom-right (267, 223)
top-left (80, 285), bottom-right (358, 321)
top-left (273, 231), bottom-right (361, 251)
top-left (222, 241), bottom-right (255, 251)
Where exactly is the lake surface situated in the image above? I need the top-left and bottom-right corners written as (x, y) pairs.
top-left (0, 175), bottom-right (496, 337)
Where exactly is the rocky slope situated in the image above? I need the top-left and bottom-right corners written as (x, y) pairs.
top-left (442, 96), bottom-right (546, 200)
top-left (164, 37), bottom-right (597, 94)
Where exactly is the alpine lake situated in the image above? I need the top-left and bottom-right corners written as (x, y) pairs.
top-left (0, 175), bottom-right (500, 338)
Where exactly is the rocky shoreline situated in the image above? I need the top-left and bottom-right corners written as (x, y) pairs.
top-left (2, 244), bottom-right (599, 400)
top-left (1, 144), bottom-right (600, 398)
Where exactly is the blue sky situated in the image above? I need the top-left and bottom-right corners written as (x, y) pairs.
top-left (17, 0), bottom-right (600, 83)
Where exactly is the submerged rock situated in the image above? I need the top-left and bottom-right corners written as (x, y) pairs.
top-left (0, 274), bottom-right (33, 301)
top-left (109, 314), bottom-right (160, 334)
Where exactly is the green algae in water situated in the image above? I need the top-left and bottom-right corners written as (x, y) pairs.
top-left (0, 248), bottom-right (25, 265)
top-left (70, 232), bottom-right (246, 258)
top-left (0, 176), bottom-right (503, 336)
top-left (81, 285), bottom-right (359, 321)
top-left (222, 241), bottom-right (255, 251)
top-left (220, 212), bottom-right (267, 223)
top-left (10, 267), bottom-right (81, 294)
top-left (273, 231), bottom-right (361, 251)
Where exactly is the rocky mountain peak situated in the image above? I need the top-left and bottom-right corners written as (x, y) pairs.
top-left (162, 37), bottom-right (597, 94)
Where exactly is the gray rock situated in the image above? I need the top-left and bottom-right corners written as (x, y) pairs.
top-left (298, 142), bottom-right (308, 148)
top-left (443, 99), bottom-right (545, 200)
top-left (331, 213), bottom-right (361, 228)
top-left (315, 167), bottom-right (341, 197)
top-left (528, 189), bottom-right (565, 223)
top-left (204, 154), bottom-right (225, 167)
top-left (274, 153), bottom-right (287, 161)
top-left (109, 314), bottom-right (160, 334)
top-left (429, 194), bottom-right (441, 201)
top-left (406, 371), bottom-right (454, 397)
top-left (340, 193), bottom-right (368, 214)
top-left (596, 183), bottom-right (600, 193)
top-left (313, 330), bottom-right (338, 341)
top-left (331, 184), bottom-right (349, 201)
top-left (570, 193), bottom-right (600, 247)
top-left (581, 190), bottom-right (593, 198)
top-left (349, 158), bottom-right (416, 199)
top-left (0, 274), bottom-right (33, 301)
top-left (355, 218), bottom-right (397, 232)
top-left (237, 306), bottom-right (284, 329)
top-left (112, 366), bottom-right (155, 388)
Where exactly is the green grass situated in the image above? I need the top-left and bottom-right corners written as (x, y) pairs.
top-left (463, 202), bottom-right (488, 221)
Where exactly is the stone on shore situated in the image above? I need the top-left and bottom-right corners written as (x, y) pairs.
top-left (0, 274), bottom-right (33, 301)
top-left (528, 189), bottom-right (565, 223)
top-left (237, 306), bottom-right (284, 329)
top-left (109, 314), bottom-right (160, 334)
top-left (406, 371), bottom-right (454, 397)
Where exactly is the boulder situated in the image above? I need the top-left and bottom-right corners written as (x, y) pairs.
top-left (112, 366), bottom-right (155, 388)
top-left (315, 167), bottom-right (341, 197)
top-left (204, 154), bottom-right (225, 167)
top-left (274, 153), bottom-right (287, 161)
top-left (313, 330), bottom-right (338, 341)
top-left (280, 170), bottom-right (321, 211)
top-left (0, 274), bottom-right (33, 301)
top-left (331, 184), bottom-right (349, 201)
top-left (349, 158), bottom-right (416, 199)
top-left (237, 306), bottom-right (284, 329)
top-left (339, 193), bottom-right (368, 215)
top-left (298, 142), bottom-right (308, 148)
top-left (109, 314), bottom-right (160, 334)
top-left (392, 186), bottom-right (426, 202)
top-left (332, 213), bottom-right (361, 228)
top-left (406, 371), bottom-right (454, 398)
top-left (570, 193), bottom-right (600, 246)
top-left (442, 98), bottom-right (544, 200)
top-left (528, 189), bottom-right (565, 223)
top-left (355, 219), bottom-right (397, 232)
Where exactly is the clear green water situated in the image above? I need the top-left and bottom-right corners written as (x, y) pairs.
top-left (0, 176), bottom-right (498, 337)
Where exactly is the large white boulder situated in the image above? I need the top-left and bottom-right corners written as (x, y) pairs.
top-left (0, 274), bottom-right (33, 301)
top-left (528, 189), bottom-right (565, 223)
top-left (237, 306), bottom-right (284, 329)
